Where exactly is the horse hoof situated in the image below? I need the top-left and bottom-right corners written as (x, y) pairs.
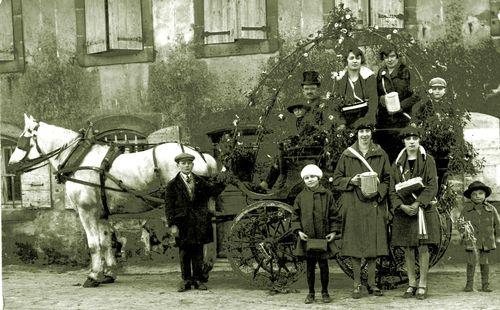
top-left (100, 276), bottom-right (115, 284)
top-left (82, 277), bottom-right (100, 288)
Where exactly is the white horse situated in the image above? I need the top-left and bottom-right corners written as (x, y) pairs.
top-left (8, 114), bottom-right (218, 287)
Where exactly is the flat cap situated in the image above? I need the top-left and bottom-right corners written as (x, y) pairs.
top-left (429, 77), bottom-right (447, 88)
top-left (174, 152), bottom-right (195, 163)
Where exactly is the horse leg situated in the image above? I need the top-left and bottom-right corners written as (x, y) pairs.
top-left (98, 219), bottom-right (118, 283)
top-left (77, 207), bottom-right (105, 287)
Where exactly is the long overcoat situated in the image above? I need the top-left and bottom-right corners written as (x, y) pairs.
top-left (291, 185), bottom-right (342, 259)
top-left (332, 142), bottom-right (390, 258)
top-left (389, 148), bottom-right (441, 246)
top-left (164, 173), bottom-right (224, 247)
top-left (460, 201), bottom-right (500, 251)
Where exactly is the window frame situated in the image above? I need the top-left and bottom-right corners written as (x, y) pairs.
top-left (0, 0), bottom-right (25, 73)
top-left (193, 0), bottom-right (279, 58)
top-left (1, 138), bottom-right (23, 208)
top-left (74, 0), bottom-right (155, 67)
top-left (337, 0), bottom-right (405, 29)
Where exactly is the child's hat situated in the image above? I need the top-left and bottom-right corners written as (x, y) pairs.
top-left (287, 103), bottom-right (311, 113)
top-left (464, 180), bottom-right (491, 199)
top-left (429, 77), bottom-right (447, 88)
top-left (300, 164), bottom-right (323, 179)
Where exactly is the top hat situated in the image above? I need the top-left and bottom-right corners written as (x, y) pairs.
top-left (287, 103), bottom-right (311, 113)
top-left (301, 71), bottom-right (321, 86)
top-left (429, 77), bottom-right (447, 88)
top-left (174, 152), bottom-right (195, 163)
top-left (463, 180), bottom-right (492, 199)
top-left (399, 126), bottom-right (422, 139)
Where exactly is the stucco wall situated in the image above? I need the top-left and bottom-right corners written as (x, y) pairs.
top-left (1, 0), bottom-right (499, 267)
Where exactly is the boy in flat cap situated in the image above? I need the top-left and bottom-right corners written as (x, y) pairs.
top-left (460, 180), bottom-right (500, 292)
top-left (410, 77), bottom-right (457, 127)
top-left (165, 152), bottom-right (225, 292)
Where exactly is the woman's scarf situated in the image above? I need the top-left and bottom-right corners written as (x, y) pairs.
top-left (395, 145), bottom-right (427, 180)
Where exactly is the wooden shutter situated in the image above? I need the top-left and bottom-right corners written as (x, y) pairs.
top-left (20, 165), bottom-right (52, 209)
top-left (371, 0), bottom-right (404, 28)
top-left (0, 0), bottom-right (15, 61)
top-left (85, 0), bottom-right (108, 54)
top-left (236, 0), bottom-right (267, 40)
top-left (108, 0), bottom-right (143, 50)
top-left (204, 0), bottom-right (234, 44)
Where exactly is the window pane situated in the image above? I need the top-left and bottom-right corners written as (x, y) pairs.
top-left (370, 0), bottom-right (404, 28)
top-left (337, 0), bottom-right (369, 28)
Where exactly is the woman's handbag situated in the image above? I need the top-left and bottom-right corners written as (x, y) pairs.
top-left (306, 239), bottom-right (328, 252)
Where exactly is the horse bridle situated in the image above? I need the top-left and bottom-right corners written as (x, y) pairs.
top-left (11, 122), bottom-right (79, 174)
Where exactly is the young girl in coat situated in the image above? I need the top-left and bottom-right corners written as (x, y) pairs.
top-left (292, 164), bottom-right (341, 304)
top-left (461, 181), bottom-right (500, 292)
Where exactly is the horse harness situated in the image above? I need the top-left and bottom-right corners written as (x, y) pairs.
top-left (16, 122), bottom-right (206, 218)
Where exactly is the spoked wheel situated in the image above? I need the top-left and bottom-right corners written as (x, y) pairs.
top-left (334, 204), bottom-right (453, 289)
top-left (227, 200), bottom-right (305, 289)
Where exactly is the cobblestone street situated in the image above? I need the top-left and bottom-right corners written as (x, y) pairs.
top-left (2, 261), bottom-right (500, 310)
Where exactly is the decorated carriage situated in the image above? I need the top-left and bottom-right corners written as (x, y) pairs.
top-left (6, 5), bottom-right (479, 291)
top-left (206, 123), bottom-right (453, 290)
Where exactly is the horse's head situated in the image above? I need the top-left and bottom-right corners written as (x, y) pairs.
top-left (8, 114), bottom-right (43, 169)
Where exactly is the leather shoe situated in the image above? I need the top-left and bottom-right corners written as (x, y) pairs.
top-left (193, 281), bottom-right (208, 290)
top-left (321, 293), bottom-right (332, 303)
top-left (416, 287), bottom-right (427, 300)
top-left (403, 286), bottom-right (417, 298)
top-left (304, 293), bottom-right (315, 304)
top-left (367, 285), bottom-right (383, 296)
top-left (352, 285), bottom-right (362, 299)
top-left (177, 281), bottom-right (191, 292)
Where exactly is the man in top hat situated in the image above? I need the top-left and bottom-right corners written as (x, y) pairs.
top-left (164, 152), bottom-right (225, 292)
top-left (301, 71), bottom-right (326, 126)
top-left (461, 180), bottom-right (500, 292)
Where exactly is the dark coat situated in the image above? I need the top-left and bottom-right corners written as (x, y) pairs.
top-left (332, 142), bottom-right (390, 258)
top-left (460, 201), bottom-right (500, 251)
top-left (291, 185), bottom-right (342, 259)
top-left (164, 173), bottom-right (224, 247)
top-left (305, 97), bottom-right (327, 126)
top-left (389, 148), bottom-right (441, 246)
top-left (376, 63), bottom-right (420, 128)
top-left (410, 96), bottom-right (459, 128)
top-left (330, 68), bottom-right (378, 129)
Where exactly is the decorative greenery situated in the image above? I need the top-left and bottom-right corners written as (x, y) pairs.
top-left (218, 4), bottom-right (486, 182)
top-left (147, 39), bottom-right (221, 139)
top-left (1, 31), bottom-right (100, 130)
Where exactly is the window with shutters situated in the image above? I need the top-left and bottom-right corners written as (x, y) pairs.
top-left (0, 0), bottom-right (25, 73)
top-left (194, 0), bottom-right (279, 58)
top-left (75, 0), bottom-right (155, 67)
top-left (337, 0), bottom-right (405, 29)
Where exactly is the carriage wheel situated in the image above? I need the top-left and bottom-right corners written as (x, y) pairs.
top-left (227, 200), bottom-right (305, 289)
top-left (334, 204), bottom-right (453, 289)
